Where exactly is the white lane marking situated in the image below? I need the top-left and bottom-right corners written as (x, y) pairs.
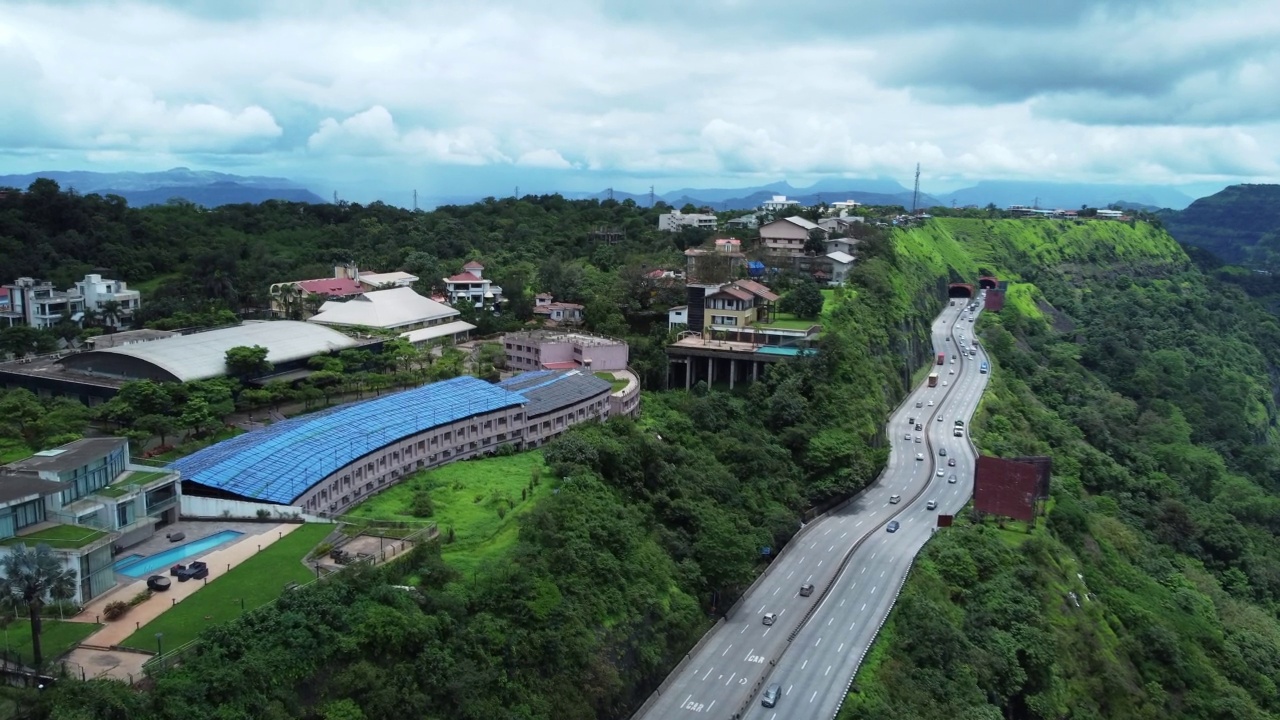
top-left (725, 672), bottom-right (736, 686)
top-left (849, 621), bottom-right (856, 630)
top-left (840, 532), bottom-right (847, 539)
top-left (802, 659), bottom-right (808, 670)
top-left (818, 560), bottom-right (823, 567)
top-left (708, 701), bottom-right (715, 712)
top-left (872, 586), bottom-right (877, 593)
top-left (881, 570), bottom-right (886, 577)
top-left (861, 567), bottom-right (866, 574)
top-left (702, 666), bottom-right (713, 680)
top-left (722, 644), bottom-right (733, 657)
top-left (740, 626), bottom-right (746, 634)
top-left (787, 571), bottom-right (794, 579)
top-left (838, 642), bottom-right (845, 653)
top-left (825, 528), bottom-right (832, 535)
top-left (856, 520), bottom-right (863, 527)
top-left (815, 637), bottom-right (822, 647)
top-left (861, 603), bottom-right (867, 611)
top-left (763, 627), bottom-right (770, 636)
top-left (806, 574), bottom-right (813, 582)
top-left (825, 665), bottom-right (832, 676)
top-left (810, 542), bottom-right (816, 549)
top-left (758, 605), bottom-right (765, 614)
top-left (871, 552), bottom-right (876, 559)
top-left (828, 617), bottom-right (833, 626)
top-left (773, 587), bottom-right (780, 595)
top-left (828, 544), bottom-right (835, 552)
top-left (840, 598), bottom-right (845, 607)
top-left (743, 648), bottom-right (754, 661)
top-left (800, 556), bottom-right (806, 564)
top-left (682, 694), bottom-right (692, 707)
top-left (811, 691), bottom-right (818, 703)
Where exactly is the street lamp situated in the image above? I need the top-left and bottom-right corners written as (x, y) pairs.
top-left (155, 632), bottom-right (164, 657)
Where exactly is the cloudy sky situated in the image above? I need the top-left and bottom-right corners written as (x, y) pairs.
top-left (2, 0), bottom-right (1278, 202)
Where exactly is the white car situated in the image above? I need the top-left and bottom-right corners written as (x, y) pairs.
top-left (926, 500), bottom-right (938, 510)
top-left (928, 400), bottom-right (935, 406)
top-left (942, 381), bottom-right (948, 386)
top-left (905, 433), bottom-right (912, 440)
top-left (936, 469), bottom-right (944, 477)
top-left (916, 453), bottom-right (924, 461)
top-left (762, 612), bottom-right (777, 626)
top-left (949, 369), bottom-right (955, 374)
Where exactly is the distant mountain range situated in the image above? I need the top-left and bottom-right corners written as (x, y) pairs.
top-left (1159, 184), bottom-right (1280, 266)
top-left (0, 167), bottom-right (325, 207)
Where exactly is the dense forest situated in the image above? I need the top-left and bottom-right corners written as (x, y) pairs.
top-left (842, 220), bottom-right (1280, 719)
top-left (6, 184), bottom-right (1280, 720)
top-left (1160, 183), bottom-right (1280, 268)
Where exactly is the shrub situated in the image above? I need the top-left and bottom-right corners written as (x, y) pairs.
top-left (103, 601), bottom-right (130, 621)
top-left (310, 542), bottom-right (334, 560)
top-left (128, 590), bottom-right (153, 607)
top-left (256, 508), bottom-right (271, 519)
top-left (410, 491), bottom-right (435, 518)
top-left (496, 505), bottom-right (507, 520)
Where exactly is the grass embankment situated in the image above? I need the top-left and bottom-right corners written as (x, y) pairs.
top-left (594, 372), bottom-right (629, 393)
top-left (346, 452), bottom-right (552, 576)
top-left (121, 523), bottom-right (332, 651)
top-left (1, 619), bottom-right (100, 666)
top-left (0, 439), bottom-right (32, 464)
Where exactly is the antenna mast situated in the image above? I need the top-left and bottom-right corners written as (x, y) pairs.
top-left (649, 185), bottom-right (655, 207)
top-left (412, 189), bottom-right (418, 211)
top-left (911, 163), bottom-right (921, 214)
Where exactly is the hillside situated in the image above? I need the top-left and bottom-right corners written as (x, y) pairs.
top-left (1161, 184), bottom-right (1280, 266)
top-left (0, 168), bottom-right (325, 207)
top-left (842, 218), bottom-right (1280, 720)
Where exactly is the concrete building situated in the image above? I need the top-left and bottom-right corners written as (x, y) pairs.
top-left (1096, 209), bottom-right (1124, 219)
top-left (668, 305), bottom-right (689, 327)
top-left (1, 278), bottom-right (85, 329)
top-left (825, 237), bottom-right (859, 256)
top-left (0, 438), bottom-right (181, 604)
top-left (533, 294), bottom-right (585, 326)
top-left (658, 211), bottom-right (718, 232)
top-left (307, 287), bottom-right (462, 333)
top-left (174, 371), bottom-right (637, 516)
top-left (357, 271), bottom-right (418, 289)
top-left (761, 195), bottom-right (801, 213)
top-left (726, 213), bottom-right (759, 229)
top-left (684, 237), bottom-right (747, 283)
top-left (73, 274), bottom-right (141, 329)
top-left (759, 216), bottom-right (823, 258)
top-left (501, 330), bottom-right (629, 371)
top-left (443, 261), bottom-right (503, 309)
top-left (825, 251), bottom-right (856, 285)
top-left (269, 264), bottom-right (367, 318)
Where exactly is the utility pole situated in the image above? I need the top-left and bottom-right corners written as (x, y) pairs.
top-left (332, 190), bottom-right (338, 204)
top-left (649, 185), bottom-right (655, 207)
top-left (515, 186), bottom-right (519, 199)
top-left (412, 189), bottom-right (418, 211)
top-left (911, 163), bottom-right (921, 215)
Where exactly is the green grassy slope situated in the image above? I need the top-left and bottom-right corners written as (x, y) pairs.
top-left (843, 218), bottom-right (1280, 720)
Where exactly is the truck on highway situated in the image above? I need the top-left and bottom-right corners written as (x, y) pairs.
top-left (936, 352), bottom-right (945, 365)
top-left (928, 372), bottom-right (938, 387)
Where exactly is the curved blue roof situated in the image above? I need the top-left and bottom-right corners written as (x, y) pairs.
top-left (173, 376), bottom-right (524, 504)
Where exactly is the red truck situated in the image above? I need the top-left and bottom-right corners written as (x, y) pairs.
top-left (936, 352), bottom-right (945, 365)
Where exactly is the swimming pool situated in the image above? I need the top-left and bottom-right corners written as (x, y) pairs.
top-left (116, 530), bottom-right (245, 578)
top-left (112, 553), bottom-right (143, 571)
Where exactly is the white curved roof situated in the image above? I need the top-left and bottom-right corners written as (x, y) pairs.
top-left (307, 287), bottom-right (459, 329)
top-left (68, 321), bottom-right (357, 382)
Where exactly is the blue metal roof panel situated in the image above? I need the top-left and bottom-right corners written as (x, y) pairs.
top-left (172, 376), bottom-right (525, 504)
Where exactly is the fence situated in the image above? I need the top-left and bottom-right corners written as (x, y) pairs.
top-left (141, 522), bottom-right (436, 677)
top-left (180, 496), bottom-right (305, 520)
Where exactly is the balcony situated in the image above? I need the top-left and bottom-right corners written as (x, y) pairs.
top-left (0, 523), bottom-right (113, 551)
top-left (144, 495), bottom-right (178, 516)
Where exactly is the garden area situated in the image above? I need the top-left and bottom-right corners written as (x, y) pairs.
top-left (121, 523), bottom-right (333, 651)
top-left (0, 618), bottom-right (99, 668)
top-left (344, 451), bottom-right (552, 576)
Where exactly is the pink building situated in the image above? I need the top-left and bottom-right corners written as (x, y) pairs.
top-left (501, 330), bottom-right (628, 371)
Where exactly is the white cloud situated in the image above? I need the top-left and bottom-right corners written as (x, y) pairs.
top-left (0, 0), bottom-right (1277, 194)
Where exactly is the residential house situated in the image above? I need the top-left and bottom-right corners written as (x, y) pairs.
top-left (533, 294), bottom-right (585, 326)
top-left (668, 305), bottom-right (689, 327)
top-left (357, 271), bottom-right (419, 290)
top-left (73, 274), bottom-right (141, 329)
top-left (658, 211), bottom-right (718, 232)
top-left (828, 200), bottom-right (862, 214)
top-left (0, 438), bottom-right (181, 604)
top-left (443, 261), bottom-right (503, 309)
top-left (825, 237), bottom-right (860, 256)
top-left (818, 215), bottom-right (864, 236)
top-left (759, 216), bottom-right (823, 258)
top-left (726, 213), bottom-right (759, 230)
top-left (825, 251), bottom-right (856, 285)
top-left (269, 264), bottom-right (367, 318)
top-left (0, 278), bottom-right (84, 329)
top-left (1096, 209), bottom-right (1124, 219)
top-left (761, 195), bottom-right (801, 213)
top-left (684, 237), bottom-right (747, 283)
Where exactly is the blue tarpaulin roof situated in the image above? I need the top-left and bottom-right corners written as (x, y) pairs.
top-left (173, 376), bottom-right (524, 504)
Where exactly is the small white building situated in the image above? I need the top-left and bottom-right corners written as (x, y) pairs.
top-left (74, 274), bottom-right (141, 328)
top-left (357, 271), bottom-right (419, 290)
top-left (761, 195), bottom-right (801, 213)
top-left (443, 262), bottom-right (503, 309)
top-left (1096, 209), bottom-right (1124, 219)
top-left (658, 211), bottom-right (718, 232)
top-left (825, 251), bottom-right (856, 285)
top-left (668, 305), bottom-right (689, 328)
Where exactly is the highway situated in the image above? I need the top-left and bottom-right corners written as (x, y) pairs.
top-left (633, 298), bottom-right (990, 720)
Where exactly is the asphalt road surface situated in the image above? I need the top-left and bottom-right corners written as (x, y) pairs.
top-left (634, 299), bottom-right (990, 720)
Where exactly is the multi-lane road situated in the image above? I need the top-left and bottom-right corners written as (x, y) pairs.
top-left (634, 299), bottom-right (991, 720)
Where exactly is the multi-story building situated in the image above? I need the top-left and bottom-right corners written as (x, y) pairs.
top-left (501, 330), bottom-right (629, 372)
top-left (658, 211), bottom-right (718, 232)
top-left (760, 195), bottom-right (801, 213)
top-left (1, 278), bottom-right (85, 329)
top-left (73, 274), bottom-right (141, 329)
top-left (759, 216), bottom-right (823, 258)
top-left (0, 438), bottom-right (181, 603)
top-left (443, 261), bottom-right (503, 309)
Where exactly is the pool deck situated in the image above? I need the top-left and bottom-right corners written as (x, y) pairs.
top-left (72, 522), bottom-right (304, 649)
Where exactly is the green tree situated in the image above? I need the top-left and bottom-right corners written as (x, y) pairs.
top-left (224, 345), bottom-right (273, 380)
top-left (780, 280), bottom-right (824, 319)
top-left (0, 543), bottom-right (78, 668)
top-left (804, 228), bottom-right (827, 255)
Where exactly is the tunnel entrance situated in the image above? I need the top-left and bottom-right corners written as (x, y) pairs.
top-left (948, 283), bottom-right (975, 298)
top-left (978, 276), bottom-right (999, 290)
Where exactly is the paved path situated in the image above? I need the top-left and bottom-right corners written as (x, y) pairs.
top-left (73, 523), bottom-right (303, 648)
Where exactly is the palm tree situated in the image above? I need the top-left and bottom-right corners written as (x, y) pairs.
top-left (98, 299), bottom-right (123, 331)
top-left (0, 543), bottom-right (78, 669)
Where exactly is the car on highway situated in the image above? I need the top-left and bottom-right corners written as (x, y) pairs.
top-left (916, 453), bottom-right (924, 461)
top-left (942, 380), bottom-right (948, 386)
top-left (915, 436), bottom-right (922, 443)
top-left (948, 473), bottom-right (957, 483)
top-left (939, 447), bottom-right (947, 456)
top-left (936, 415), bottom-right (943, 422)
top-left (889, 494), bottom-right (902, 504)
top-left (886, 521), bottom-right (900, 533)
top-left (799, 583), bottom-right (814, 597)
top-left (915, 423), bottom-right (923, 431)
top-left (761, 683), bottom-right (781, 708)
top-left (762, 612), bottom-right (777, 626)
top-left (915, 401), bottom-right (923, 408)
top-left (936, 469), bottom-right (944, 477)
top-left (926, 500), bottom-right (938, 510)
top-left (948, 458), bottom-right (956, 466)
top-left (928, 400), bottom-right (935, 406)
top-left (949, 368), bottom-right (955, 374)
top-left (904, 432), bottom-right (912, 440)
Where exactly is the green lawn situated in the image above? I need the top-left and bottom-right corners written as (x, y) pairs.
top-left (120, 523), bottom-right (332, 651)
top-left (594, 372), bottom-right (629, 393)
top-left (97, 469), bottom-right (175, 498)
top-left (757, 313), bottom-right (820, 330)
top-left (0, 619), bottom-right (100, 667)
top-left (346, 452), bottom-right (552, 576)
top-left (129, 273), bottom-right (181, 296)
top-left (0, 525), bottom-right (109, 550)
top-left (0, 439), bottom-right (32, 464)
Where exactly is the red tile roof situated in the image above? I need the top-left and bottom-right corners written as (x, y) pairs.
top-left (295, 278), bottom-right (364, 296)
top-left (709, 287), bottom-right (753, 301)
top-left (732, 280), bottom-right (779, 302)
top-left (445, 273), bottom-right (483, 283)
top-left (463, 261), bottom-right (484, 269)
